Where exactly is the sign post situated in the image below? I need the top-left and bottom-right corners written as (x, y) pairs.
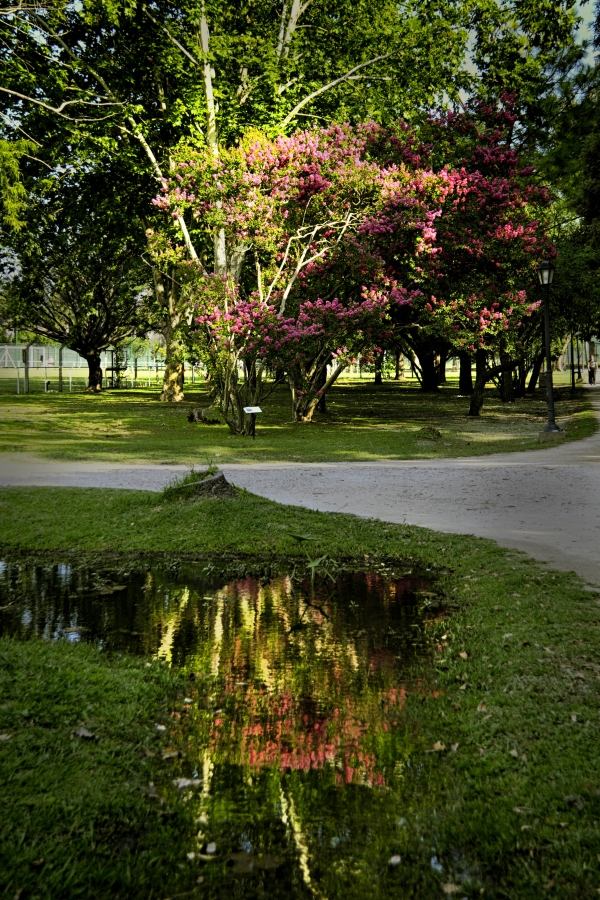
top-left (243, 406), bottom-right (262, 439)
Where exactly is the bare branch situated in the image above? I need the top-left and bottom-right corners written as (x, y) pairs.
top-left (0, 4), bottom-right (42, 12)
top-left (0, 86), bottom-right (122, 121)
top-left (141, 4), bottom-right (201, 67)
top-left (266, 214), bottom-right (356, 314)
top-left (236, 68), bottom-right (268, 105)
top-left (122, 119), bottom-right (201, 265)
top-left (278, 211), bottom-right (354, 311)
top-left (0, 110), bottom-right (42, 145)
top-left (256, 256), bottom-right (264, 302)
top-left (277, 77), bottom-right (299, 95)
top-left (23, 153), bottom-right (53, 169)
top-left (278, 53), bottom-right (392, 128)
top-left (347, 74), bottom-right (392, 81)
top-left (28, 11), bottom-right (117, 101)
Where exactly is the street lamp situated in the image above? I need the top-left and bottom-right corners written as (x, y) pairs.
top-left (537, 259), bottom-right (560, 433)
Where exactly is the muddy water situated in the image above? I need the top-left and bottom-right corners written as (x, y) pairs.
top-left (0, 559), bottom-right (450, 897)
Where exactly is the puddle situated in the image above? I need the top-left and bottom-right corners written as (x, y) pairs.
top-left (0, 558), bottom-right (456, 896)
top-left (0, 559), bottom-right (444, 662)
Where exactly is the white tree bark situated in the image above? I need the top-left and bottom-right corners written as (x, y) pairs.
top-left (199, 8), bottom-right (219, 157)
top-left (279, 0), bottom-right (314, 59)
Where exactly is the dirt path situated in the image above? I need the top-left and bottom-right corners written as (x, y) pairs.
top-left (1, 390), bottom-right (599, 585)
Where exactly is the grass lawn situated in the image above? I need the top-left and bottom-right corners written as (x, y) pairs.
top-left (0, 379), bottom-right (595, 464)
top-left (0, 640), bottom-right (193, 900)
top-left (2, 485), bottom-right (600, 896)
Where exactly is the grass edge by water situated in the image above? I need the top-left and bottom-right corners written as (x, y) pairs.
top-left (2, 486), bottom-right (600, 898)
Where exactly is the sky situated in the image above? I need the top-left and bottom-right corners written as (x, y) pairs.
top-left (577, 0), bottom-right (597, 65)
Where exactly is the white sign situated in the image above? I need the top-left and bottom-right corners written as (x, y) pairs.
top-left (243, 406), bottom-right (262, 414)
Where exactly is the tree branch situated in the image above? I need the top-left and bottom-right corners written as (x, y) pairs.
top-left (199, 4), bottom-right (218, 156)
top-left (0, 110), bottom-right (42, 145)
top-left (267, 213), bottom-right (355, 313)
top-left (0, 86), bottom-right (121, 121)
top-left (276, 0), bottom-right (289, 60)
top-left (141, 4), bottom-right (201, 67)
top-left (121, 120), bottom-right (201, 264)
top-left (278, 53), bottom-right (392, 128)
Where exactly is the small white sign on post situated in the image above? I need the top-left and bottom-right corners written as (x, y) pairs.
top-left (243, 406), bottom-right (262, 414)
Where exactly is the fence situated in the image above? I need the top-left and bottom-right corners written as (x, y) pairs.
top-left (5, 339), bottom-right (595, 395)
top-left (0, 344), bottom-right (463, 392)
top-left (0, 344), bottom-right (167, 394)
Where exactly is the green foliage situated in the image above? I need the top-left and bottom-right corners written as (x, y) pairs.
top-left (551, 224), bottom-right (600, 337)
top-left (0, 0), bottom-right (593, 399)
top-left (0, 139), bottom-right (34, 232)
top-left (0, 1), bottom-right (587, 179)
top-left (579, 32), bottom-right (600, 247)
top-left (541, 16), bottom-right (600, 340)
top-left (0, 165), bottom-right (150, 365)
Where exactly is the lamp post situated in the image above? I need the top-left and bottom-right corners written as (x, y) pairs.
top-left (537, 258), bottom-right (560, 433)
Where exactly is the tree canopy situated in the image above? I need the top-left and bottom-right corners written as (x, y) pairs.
top-left (0, 0), bottom-right (596, 405)
top-left (0, 165), bottom-right (150, 389)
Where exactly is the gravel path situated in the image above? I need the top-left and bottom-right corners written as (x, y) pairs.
top-left (1, 390), bottom-right (599, 585)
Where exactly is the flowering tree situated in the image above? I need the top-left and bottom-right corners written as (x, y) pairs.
top-left (154, 105), bottom-right (552, 425)
top-left (412, 101), bottom-right (554, 413)
top-left (154, 124), bottom-right (452, 430)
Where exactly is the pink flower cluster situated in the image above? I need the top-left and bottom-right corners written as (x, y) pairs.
top-left (153, 101), bottom-right (553, 366)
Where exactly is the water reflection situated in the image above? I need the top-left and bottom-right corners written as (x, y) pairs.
top-left (0, 559), bottom-right (449, 897)
top-left (177, 573), bottom-right (432, 787)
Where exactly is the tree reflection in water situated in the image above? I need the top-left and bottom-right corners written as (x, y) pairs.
top-left (157, 570), bottom-right (443, 897)
top-left (0, 560), bottom-right (446, 897)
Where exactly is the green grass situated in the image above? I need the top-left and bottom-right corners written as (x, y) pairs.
top-left (2, 487), bottom-right (600, 897)
top-left (0, 638), bottom-right (198, 900)
top-left (0, 380), bottom-right (595, 463)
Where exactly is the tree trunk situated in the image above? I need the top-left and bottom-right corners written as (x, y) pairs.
top-left (526, 353), bottom-right (544, 394)
top-left (161, 357), bottom-right (184, 402)
top-left (499, 352), bottom-right (515, 402)
top-left (58, 345), bottom-right (63, 393)
top-left (458, 351), bottom-right (473, 395)
top-left (437, 351), bottom-right (447, 384)
top-left (160, 316), bottom-right (184, 402)
top-left (290, 359), bottom-right (346, 422)
top-left (153, 267), bottom-right (186, 402)
top-left (394, 350), bottom-right (405, 380)
top-left (316, 355), bottom-right (330, 413)
top-left (514, 362), bottom-right (527, 398)
top-left (419, 347), bottom-right (439, 391)
top-left (85, 352), bottom-right (103, 392)
top-left (468, 349), bottom-right (487, 416)
top-left (374, 350), bottom-right (384, 385)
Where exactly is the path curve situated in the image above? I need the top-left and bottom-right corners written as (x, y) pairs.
top-left (1, 391), bottom-right (599, 586)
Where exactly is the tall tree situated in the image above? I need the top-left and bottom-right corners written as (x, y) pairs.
top-left (0, 168), bottom-right (149, 390)
top-left (0, 0), bottom-right (586, 398)
top-left (534, 3), bottom-right (600, 357)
